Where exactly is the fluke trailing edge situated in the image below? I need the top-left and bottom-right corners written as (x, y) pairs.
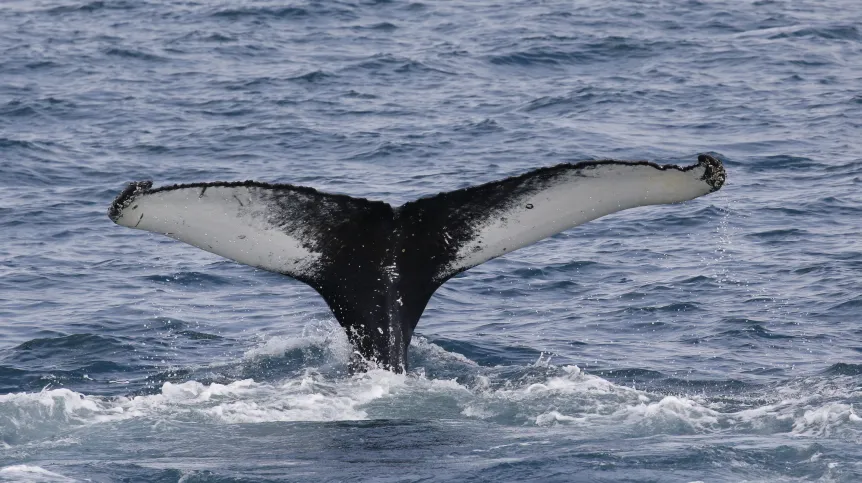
top-left (109, 155), bottom-right (726, 372)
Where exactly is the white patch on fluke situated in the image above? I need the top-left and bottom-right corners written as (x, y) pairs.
top-left (447, 162), bottom-right (714, 275)
top-left (112, 185), bottom-right (320, 277)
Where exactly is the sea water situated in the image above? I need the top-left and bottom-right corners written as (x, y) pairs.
top-left (1, 0), bottom-right (861, 481)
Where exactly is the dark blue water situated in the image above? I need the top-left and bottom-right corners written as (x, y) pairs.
top-left (2, 0), bottom-right (861, 481)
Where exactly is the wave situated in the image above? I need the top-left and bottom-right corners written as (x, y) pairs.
top-left (451, 118), bottom-right (504, 134)
top-left (12, 334), bottom-right (129, 353)
top-left (2, 338), bottom-right (860, 449)
top-left (288, 70), bottom-right (336, 83)
top-left (0, 465), bottom-right (77, 483)
top-left (45, 1), bottom-right (138, 14)
top-left (823, 363), bottom-right (862, 376)
top-left (626, 302), bottom-right (702, 314)
top-left (103, 48), bottom-right (165, 62)
top-left (748, 155), bottom-right (824, 172)
top-left (211, 6), bottom-right (309, 20)
top-left (209, 5), bottom-right (358, 22)
top-left (0, 101), bottom-right (39, 118)
top-left (488, 37), bottom-right (664, 67)
top-left (348, 141), bottom-right (429, 161)
top-left (0, 138), bottom-right (41, 150)
top-left (748, 228), bottom-right (808, 239)
top-left (715, 324), bottom-right (794, 340)
top-left (344, 54), bottom-right (455, 76)
top-left (830, 296), bottom-right (862, 311)
top-left (351, 22), bottom-right (399, 32)
top-left (418, 337), bottom-right (540, 368)
top-left (767, 25), bottom-right (861, 41)
top-left (141, 270), bottom-right (233, 288)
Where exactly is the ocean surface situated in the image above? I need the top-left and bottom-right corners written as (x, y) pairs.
top-left (1, 0), bottom-right (861, 481)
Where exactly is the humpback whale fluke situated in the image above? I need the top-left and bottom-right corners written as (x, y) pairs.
top-left (109, 154), bottom-right (725, 372)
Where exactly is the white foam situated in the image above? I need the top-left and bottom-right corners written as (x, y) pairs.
top-left (244, 335), bottom-right (325, 359)
top-left (618, 395), bottom-right (721, 434)
top-left (535, 410), bottom-right (584, 426)
top-left (0, 388), bottom-right (122, 445)
top-left (0, 465), bottom-right (76, 483)
top-left (0, 369), bottom-right (425, 446)
top-left (455, 364), bottom-right (862, 440)
top-left (242, 321), bottom-right (351, 363)
top-left (464, 364), bottom-right (650, 425)
top-left (410, 337), bottom-right (478, 366)
top-left (2, 342), bottom-right (860, 448)
top-left (792, 402), bottom-right (862, 437)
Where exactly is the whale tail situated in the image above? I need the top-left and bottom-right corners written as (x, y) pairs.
top-left (109, 155), bottom-right (725, 371)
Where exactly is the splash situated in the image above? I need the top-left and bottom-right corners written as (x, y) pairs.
top-left (0, 465), bottom-right (76, 483)
top-left (1, 342), bottom-right (859, 450)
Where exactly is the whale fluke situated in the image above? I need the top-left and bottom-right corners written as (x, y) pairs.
top-left (109, 155), bottom-right (725, 372)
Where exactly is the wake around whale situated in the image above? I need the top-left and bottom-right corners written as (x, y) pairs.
top-left (109, 155), bottom-right (726, 372)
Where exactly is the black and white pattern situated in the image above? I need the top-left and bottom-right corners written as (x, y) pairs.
top-left (109, 155), bottom-right (725, 371)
